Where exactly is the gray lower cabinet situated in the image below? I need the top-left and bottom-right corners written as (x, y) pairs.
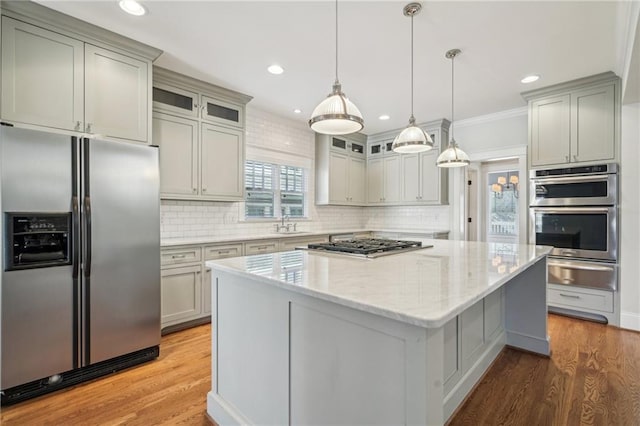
top-left (245, 239), bottom-right (280, 255)
top-left (161, 265), bottom-right (202, 327)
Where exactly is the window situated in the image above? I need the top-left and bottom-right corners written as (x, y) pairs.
top-left (245, 161), bottom-right (306, 219)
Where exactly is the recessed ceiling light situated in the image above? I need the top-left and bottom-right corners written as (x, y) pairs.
top-left (293, 109), bottom-right (302, 114)
top-left (521, 74), bottom-right (540, 84)
top-left (267, 64), bottom-right (284, 75)
top-left (119, 0), bottom-right (146, 16)
top-left (378, 115), bottom-right (390, 120)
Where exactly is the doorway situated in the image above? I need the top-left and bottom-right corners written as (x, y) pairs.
top-left (467, 158), bottom-right (523, 244)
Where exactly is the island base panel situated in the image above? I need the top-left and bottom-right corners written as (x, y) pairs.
top-left (207, 266), bottom-right (546, 425)
top-left (505, 258), bottom-right (551, 355)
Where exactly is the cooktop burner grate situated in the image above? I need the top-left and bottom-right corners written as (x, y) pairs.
top-left (307, 238), bottom-right (422, 255)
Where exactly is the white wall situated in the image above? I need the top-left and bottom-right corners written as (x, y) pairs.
top-left (620, 102), bottom-right (640, 330)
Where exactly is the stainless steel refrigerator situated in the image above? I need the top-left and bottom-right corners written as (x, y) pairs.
top-left (1, 126), bottom-right (160, 404)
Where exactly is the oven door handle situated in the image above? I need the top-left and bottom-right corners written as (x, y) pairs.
top-left (547, 261), bottom-right (615, 272)
top-left (532, 175), bottom-right (611, 185)
top-left (531, 207), bottom-right (613, 214)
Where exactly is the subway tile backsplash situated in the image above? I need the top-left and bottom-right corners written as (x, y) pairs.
top-left (160, 106), bottom-right (451, 240)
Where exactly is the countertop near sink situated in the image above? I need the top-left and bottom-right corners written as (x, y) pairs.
top-left (160, 228), bottom-right (449, 247)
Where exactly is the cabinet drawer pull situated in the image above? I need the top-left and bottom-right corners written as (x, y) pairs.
top-left (559, 293), bottom-right (580, 299)
top-left (171, 254), bottom-right (187, 259)
top-left (218, 250), bottom-right (230, 254)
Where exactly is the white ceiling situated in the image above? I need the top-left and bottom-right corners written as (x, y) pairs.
top-left (36, 1), bottom-right (640, 135)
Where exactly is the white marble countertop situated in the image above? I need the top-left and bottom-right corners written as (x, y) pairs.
top-left (206, 239), bottom-right (552, 328)
top-left (161, 228), bottom-right (449, 247)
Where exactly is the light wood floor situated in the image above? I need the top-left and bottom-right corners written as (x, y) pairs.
top-left (2, 314), bottom-right (639, 425)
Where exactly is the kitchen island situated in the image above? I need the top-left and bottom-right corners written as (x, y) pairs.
top-left (206, 240), bottom-right (552, 425)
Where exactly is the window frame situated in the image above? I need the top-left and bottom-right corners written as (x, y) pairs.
top-left (244, 160), bottom-right (308, 220)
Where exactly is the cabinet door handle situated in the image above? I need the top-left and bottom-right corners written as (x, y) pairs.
top-left (573, 155), bottom-right (578, 161)
top-left (202, 187), bottom-right (207, 193)
top-left (565, 155), bottom-right (569, 162)
top-left (559, 293), bottom-right (580, 299)
top-left (193, 188), bottom-right (197, 193)
top-left (75, 121), bottom-right (81, 131)
top-left (86, 123), bottom-right (92, 133)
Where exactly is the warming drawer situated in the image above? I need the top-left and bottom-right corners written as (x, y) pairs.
top-left (547, 258), bottom-right (617, 291)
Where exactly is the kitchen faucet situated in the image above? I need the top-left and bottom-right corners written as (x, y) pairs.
top-left (274, 214), bottom-right (296, 232)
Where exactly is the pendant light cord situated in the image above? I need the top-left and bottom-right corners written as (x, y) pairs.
top-left (450, 53), bottom-right (454, 143)
top-left (335, 0), bottom-right (339, 84)
top-left (410, 12), bottom-right (414, 119)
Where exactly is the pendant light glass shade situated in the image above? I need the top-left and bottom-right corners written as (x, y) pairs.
top-left (309, 0), bottom-right (364, 135)
top-left (309, 82), bottom-right (364, 135)
top-left (437, 48), bottom-right (470, 168)
top-left (393, 116), bottom-right (434, 153)
top-left (437, 139), bottom-right (470, 167)
top-left (392, 3), bottom-right (432, 154)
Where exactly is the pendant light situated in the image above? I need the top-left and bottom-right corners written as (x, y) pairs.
top-left (437, 49), bottom-right (470, 167)
top-left (392, 3), bottom-right (433, 154)
top-left (309, 0), bottom-right (364, 135)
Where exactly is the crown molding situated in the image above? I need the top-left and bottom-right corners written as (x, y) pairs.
top-left (1, 0), bottom-right (162, 60)
top-left (521, 71), bottom-right (620, 101)
top-left (453, 107), bottom-right (527, 129)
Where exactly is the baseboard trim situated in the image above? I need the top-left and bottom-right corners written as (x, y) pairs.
top-left (505, 330), bottom-right (550, 355)
top-left (162, 316), bottom-right (211, 335)
top-left (620, 311), bottom-right (640, 331)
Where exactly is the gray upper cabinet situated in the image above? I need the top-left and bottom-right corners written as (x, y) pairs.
top-left (523, 72), bottom-right (620, 168)
top-left (315, 133), bottom-right (367, 206)
top-left (153, 82), bottom-right (200, 118)
top-left (0, 3), bottom-right (160, 143)
top-left (84, 44), bottom-right (149, 142)
top-left (368, 119), bottom-right (449, 206)
top-left (153, 112), bottom-right (199, 197)
top-left (201, 95), bottom-right (244, 129)
top-left (153, 67), bottom-right (252, 202)
top-left (1, 17), bottom-right (84, 132)
top-left (201, 123), bottom-right (244, 200)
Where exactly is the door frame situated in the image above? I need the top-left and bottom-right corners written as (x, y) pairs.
top-left (450, 146), bottom-right (527, 244)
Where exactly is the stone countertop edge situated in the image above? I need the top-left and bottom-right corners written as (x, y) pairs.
top-left (206, 244), bottom-right (552, 329)
top-left (161, 228), bottom-right (451, 247)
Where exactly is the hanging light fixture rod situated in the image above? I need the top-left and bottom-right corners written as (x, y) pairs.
top-left (392, 2), bottom-right (433, 154)
top-left (437, 47), bottom-right (470, 167)
top-left (446, 49), bottom-right (460, 140)
top-left (308, 0), bottom-right (364, 135)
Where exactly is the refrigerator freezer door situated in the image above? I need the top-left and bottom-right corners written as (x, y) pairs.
top-left (84, 138), bottom-right (160, 364)
top-left (1, 127), bottom-right (75, 389)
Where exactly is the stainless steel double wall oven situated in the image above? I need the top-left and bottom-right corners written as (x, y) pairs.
top-left (529, 164), bottom-right (618, 296)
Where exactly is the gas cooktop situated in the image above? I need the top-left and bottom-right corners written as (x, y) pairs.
top-left (306, 238), bottom-right (430, 258)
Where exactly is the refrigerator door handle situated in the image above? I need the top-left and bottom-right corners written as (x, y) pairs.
top-left (72, 137), bottom-right (80, 281)
top-left (83, 138), bottom-right (92, 279)
top-left (72, 196), bottom-right (80, 279)
top-left (84, 197), bottom-right (92, 277)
